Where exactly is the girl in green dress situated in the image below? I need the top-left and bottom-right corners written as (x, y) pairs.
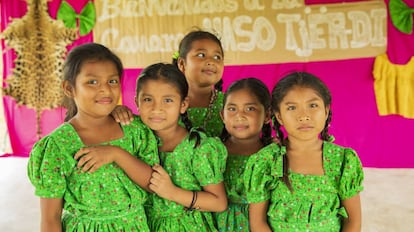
top-left (27, 43), bottom-right (157, 231)
top-left (113, 29), bottom-right (225, 137)
top-left (136, 63), bottom-right (228, 231)
top-left (172, 29), bottom-right (225, 137)
top-left (214, 78), bottom-right (274, 232)
top-left (244, 72), bottom-right (364, 231)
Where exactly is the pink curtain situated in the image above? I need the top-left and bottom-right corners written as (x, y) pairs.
top-left (0, 0), bottom-right (93, 156)
top-left (2, 0), bottom-right (414, 168)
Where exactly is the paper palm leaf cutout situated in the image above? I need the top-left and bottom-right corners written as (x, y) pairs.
top-left (57, 1), bottom-right (96, 36)
top-left (389, 0), bottom-right (414, 34)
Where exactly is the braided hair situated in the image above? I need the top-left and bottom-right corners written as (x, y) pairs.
top-left (271, 72), bottom-right (332, 191)
top-left (220, 78), bottom-right (272, 146)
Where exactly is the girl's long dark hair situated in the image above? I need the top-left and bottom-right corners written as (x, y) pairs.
top-left (220, 77), bottom-right (272, 146)
top-left (271, 72), bottom-right (332, 191)
top-left (62, 43), bottom-right (123, 121)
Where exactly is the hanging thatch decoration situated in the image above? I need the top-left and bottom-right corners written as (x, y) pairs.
top-left (1, 0), bottom-right (77, 138)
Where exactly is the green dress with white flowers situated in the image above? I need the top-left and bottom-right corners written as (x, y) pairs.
top-left (27, 116), bottom-right (158, 232)
top-left (215, 143), bottom-right (280, 232)
top-left (187, 91), bottom-right (224, 137)
top-left (146, 129), bottom-right (227, 232)
top-left (244, 142), bottom-right (364, 232)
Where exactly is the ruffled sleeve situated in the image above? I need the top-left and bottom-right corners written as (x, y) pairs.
top-left (338, 148), bottom-right (364, 200)
top-left (129, 115), bottom-right (159, 166)
top-left (192, 135), bottom-right (227, 186)
top-left (27, 127), bottom-right (75, 198)
top-left (244, 143), bottom-right (283, 203)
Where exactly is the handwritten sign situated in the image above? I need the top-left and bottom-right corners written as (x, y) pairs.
top-left (94, 0), bottom-right (387, 68)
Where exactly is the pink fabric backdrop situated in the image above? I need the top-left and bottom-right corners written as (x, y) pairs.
top-left (0, 0), bottom-right (93, 157)
top-left (2, 0), bottom-right (414, 168)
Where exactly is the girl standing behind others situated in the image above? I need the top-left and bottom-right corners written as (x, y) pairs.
top-left (27, 43), bottom-right (157, 232)
top-left (136, 63), bottom-right (228, 231)
top-left (214, 78), bottom-right (275, 232)
top-left (112, 29), bottom-right (225, 137)
top-left (244, 72), bottom-right (364, 232)
top-left (172, 29), bottom-right (225, 137)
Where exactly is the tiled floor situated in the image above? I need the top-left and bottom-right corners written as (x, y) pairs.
top-left (0, 157), bottom-right (413, 232)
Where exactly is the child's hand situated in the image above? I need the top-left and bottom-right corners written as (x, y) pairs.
top-left (111, 105), bottom-right (134, 125)
top-left (74, 146), bottom-right (118, 173)
top-left (149, 164), bottom-right (177, 200)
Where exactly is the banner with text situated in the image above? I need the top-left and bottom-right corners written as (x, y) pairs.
top-left (94, 0), bottom-right (387, 68)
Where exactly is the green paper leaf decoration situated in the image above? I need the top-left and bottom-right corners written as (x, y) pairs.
top-left (57, 1), bottom-right (96, 36)
top-left (389, 0), bottom-right (414, 34)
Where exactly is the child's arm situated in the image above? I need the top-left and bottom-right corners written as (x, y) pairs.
top-left (196, 182), bottom-right (227, 212)
top-left (74, 146), bottom-right (153, 192)
top-left (150, 164), bottom-right (228, 212)
top-left (111, 105), bottom-right (134, 125)
top-left (341, 194), bottom-right (362, 232)
top-left (249, 201), bottom-right (272, 232)
top-left (39, 198), bottom-right (63, 232)
top-left (340, 148), bottom-right (363, 232)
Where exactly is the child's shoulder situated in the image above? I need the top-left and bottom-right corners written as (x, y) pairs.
top-left (257, 142), bottom-right (284, 155)
top-left (120, 115), bottom-right (157, 141)
top-left (323, 142), bottom-right (359, 160)
top-left (38, 123), bottom-right (77, 142)
top-left (191, 128), bottom-right (222, 144)
top-left (122, 115), bottom-right (150, 130)
top-left (244, 143), bottom-right (285, 179)
top-left (128, 114), bottom-right (145, 126)
top-left (31, 123), bottom-right (78, 155)
top-left (261, 142), bottom-right (284, 153)
top-left (323, 141), bottom-right (363, 173)
top-left (248, 142), bottom-right (284, 164)
top-left (185, 128), bottom-right (226, 150)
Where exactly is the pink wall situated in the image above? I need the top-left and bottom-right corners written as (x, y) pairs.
top-left (1, 0), bottom-right (93, 157)
top-left (2, 0), bottom-right (414, 168)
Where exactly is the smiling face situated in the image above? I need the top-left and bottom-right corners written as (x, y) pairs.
top-left (178, 38), bottom-right (224, 89)
top-left (221, 88), bottom-right (269, 141)
top-left (136, 79), bottom-right (189, 133)
top-left (64, 60), bottom-right (121, 119)
top-left (274, 86), bottom-right (329, 142)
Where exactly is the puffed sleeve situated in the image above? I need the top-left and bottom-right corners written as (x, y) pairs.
top-left (130, 115), bottom-right (159, 166)
top-left (244, 143), bottom-right (283, 203)
top-left (338, 148), bottom-right (364, 200)
top-left (27, 134), bottom-right (73, 198)
top-left (192, 136), bottom-right (227, 186)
